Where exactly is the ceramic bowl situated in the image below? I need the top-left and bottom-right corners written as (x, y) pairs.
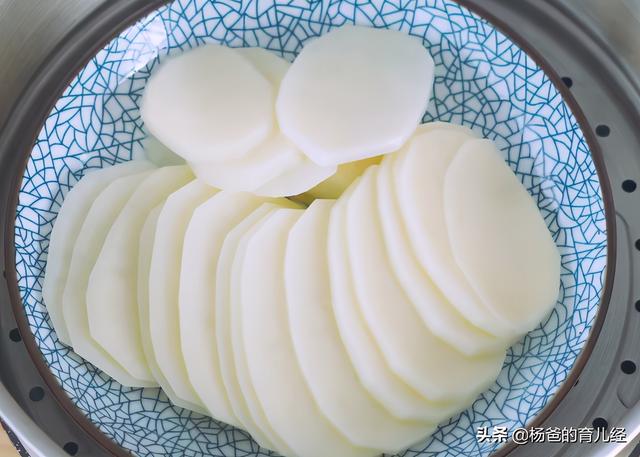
top-left (12, 0), bottom-right (609, 456)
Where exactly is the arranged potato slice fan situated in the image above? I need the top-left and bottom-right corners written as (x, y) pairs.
top-left (43, 25), bottom-right (562, 457)
top-left (62, 167), bottom-right (157, 387)
top-left (86, 166), bottom-right (193, 383)
top-left (43, 160), bottom-right (154, 346)
top-left (147, 180), bottom-right (219, 413)
top-left (239, 208), bottom-right (373, 457)
top-left (444, 139), bottom-right (561, 334)
top-left (179, 191), bottom-right (266, 426)
top-left (277, 25), bottom-right (434, 166)
top-left (286, 200), bottom-right (433, 450)
top-left (394, 129), bottom-right (521, 340)
top-left (346, 166), bottom-right (505, 402)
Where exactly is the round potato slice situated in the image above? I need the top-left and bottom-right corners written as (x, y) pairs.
top-left (277, 25), bottom-right (434, 166)
top-left (180, 191), bottom-right (266, 426)
top-left (444, 139), bottom-right (560, 334)
top-left (189, 134), bottom-right (302, 191)
top-left (394, 129), bottom-right (519, 339)
top-left (141, 135), bottom-right (185, 166)
top-left (62, 170), bottom-right (156, 387)
top-left (148, 180), bottom-right (219, 412)
top-left (44, 160), bottom-right (154, 346)
top-left (346, 166), bottom-right (506, 402)
top-left (328, 182), bottom-right (458, 422)
top-left (137, 204), bottom-right (206, 413)
top-left (286, 199), bottom-right (433, 451)
top-left (215, 204), bottom-right (287, 452)
top-left (236, 47), bottom-right (290, 88)
top-left (86, 165), bottom-right (193, 383)
top-left (377, 156), bottom-right (505, 356)
top-left (239, 208), bottom-right (373, 457)
top-left (141, 43), bottom-right (273, 163)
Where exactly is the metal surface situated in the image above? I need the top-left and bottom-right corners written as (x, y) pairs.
top-left (0, 0), bottom-right (639, 456)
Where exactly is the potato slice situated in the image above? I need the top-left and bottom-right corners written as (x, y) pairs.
top-left (236, 47), bottom-right (290, 88)
top-left (180, 191), bottom-right (266, 425)
top-left (62, 170), bottom-right (156, 387)
top-left (44, 160), bottom-right (154, 345)
top-left (147, 180), bottom-right (219, 412)
top-left (277, 25), bottom-right (434, 166)
top-left (142, 135), bottom-right (185, 166)
top-left (444, 139), bottom-right (560, 334)
top-left (141, 44), bottom-right (273, 163)
top-left (394, 129), bottom-right (519, 339)
top-left (346, 166), bottom-right (506, 402)
top-left (137, 204), bottom-right (205, 412)
top-left (86, 165), bottom-right (193, 383)
top-left (239, 208), bottom-right (373, 457)
top-left (215, 204), bottom-right (287, 452)
top-left (328, 182), bottom-right (457, 421)
top-left (286, 199), bottom-right (433, 451)
top-left (189, 134), bottom-right (302, 191)
top-left (376, 156), bottom-right (505, 356)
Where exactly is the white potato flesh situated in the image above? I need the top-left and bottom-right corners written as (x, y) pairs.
top-left (86, 165), bottom-right (193, 382)
top-left (142, 135), bottom-right (185, 166)
top-left (141, 44), bottom-right (273, 163)
top-left (189, 134), bottom-right (301, 191)
top-left (376, 156), bottom-right (505, 356)
top-left (240, 208), bottom-right (373, 457)
top-left (286, 199), bottom-right (433, 451)
top-left (394, 129), bottom-right (519, 339)
top-left (148, 180), bottom-right (219, 411)
top-left (277, 25), bottom-right (434, 166)
top-left (215, 204), bottom-right (285, 451)
top-left (236, 47), bottom-right (290, 88)
top-left (62, 170), bottom-right (156, 387)
top-left (180, 191), bottom-right (265, 426)
top-left (328, 182), bottom-right (457, 422)
top-left (228, 210), bottom-right (297, 456)
top-left (137, 205), bottom-right (205, 412)
top-left (43, 160), bottom-right (154, 346)
top-left (188, 47), bottom-right (336, 197)
top-left (255, 157), bottom-right (336, 197)
top-left (444, 139), bottom-right (561, 334)
top-left (346, 167), bottom-right (506, 402)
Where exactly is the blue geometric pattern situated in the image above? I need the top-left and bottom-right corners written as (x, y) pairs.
top-left (14, 0), bottom-right (607, 456)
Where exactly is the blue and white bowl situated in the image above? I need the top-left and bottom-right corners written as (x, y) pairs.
top-left (12, 0), bottom-right (610, 456)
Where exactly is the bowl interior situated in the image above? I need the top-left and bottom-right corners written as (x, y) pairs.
top-left (13, 1), bottom-right (608, 456)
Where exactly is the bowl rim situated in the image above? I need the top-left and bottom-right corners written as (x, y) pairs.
top-left (0, 1), bottom-right (616, 456)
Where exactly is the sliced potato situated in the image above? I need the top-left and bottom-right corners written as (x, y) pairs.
top-left (215, 203), bottom-right (286, 451)
top-left (148, 180), bottom-right (218, 412)
top-left (328, 181), bottom-right (456, 421)
top-left (376, 156), bottom-right (505, 356)
top-left (277, 25), bottom-right (434, 166)
top-left (137, 204), bottom-right (204, 412)
top-left (394, 129), bottom-right (519, 339)
top-left (62, 170), bottom-right (156, 387)
top-left (142, 135), bottom-right (185, 166)
top-left (86, 165), bottom-right (193, 383)
top-left (286, 199), bottom-right (433, 451)
top-left (44, 160), bottom-right (154, 345)
top-left (180, 191), bottom-right (266, 425)
top-left (236, 47), bottom-right (290, 88)
top-left (141, 44), bottom-right (273, 163)
top-left (346, 166), bottom-right (506, 402)
top-left (240, 208), bottom-right (373, 457)
top-left (444, 139), bottom-right (560, 334)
